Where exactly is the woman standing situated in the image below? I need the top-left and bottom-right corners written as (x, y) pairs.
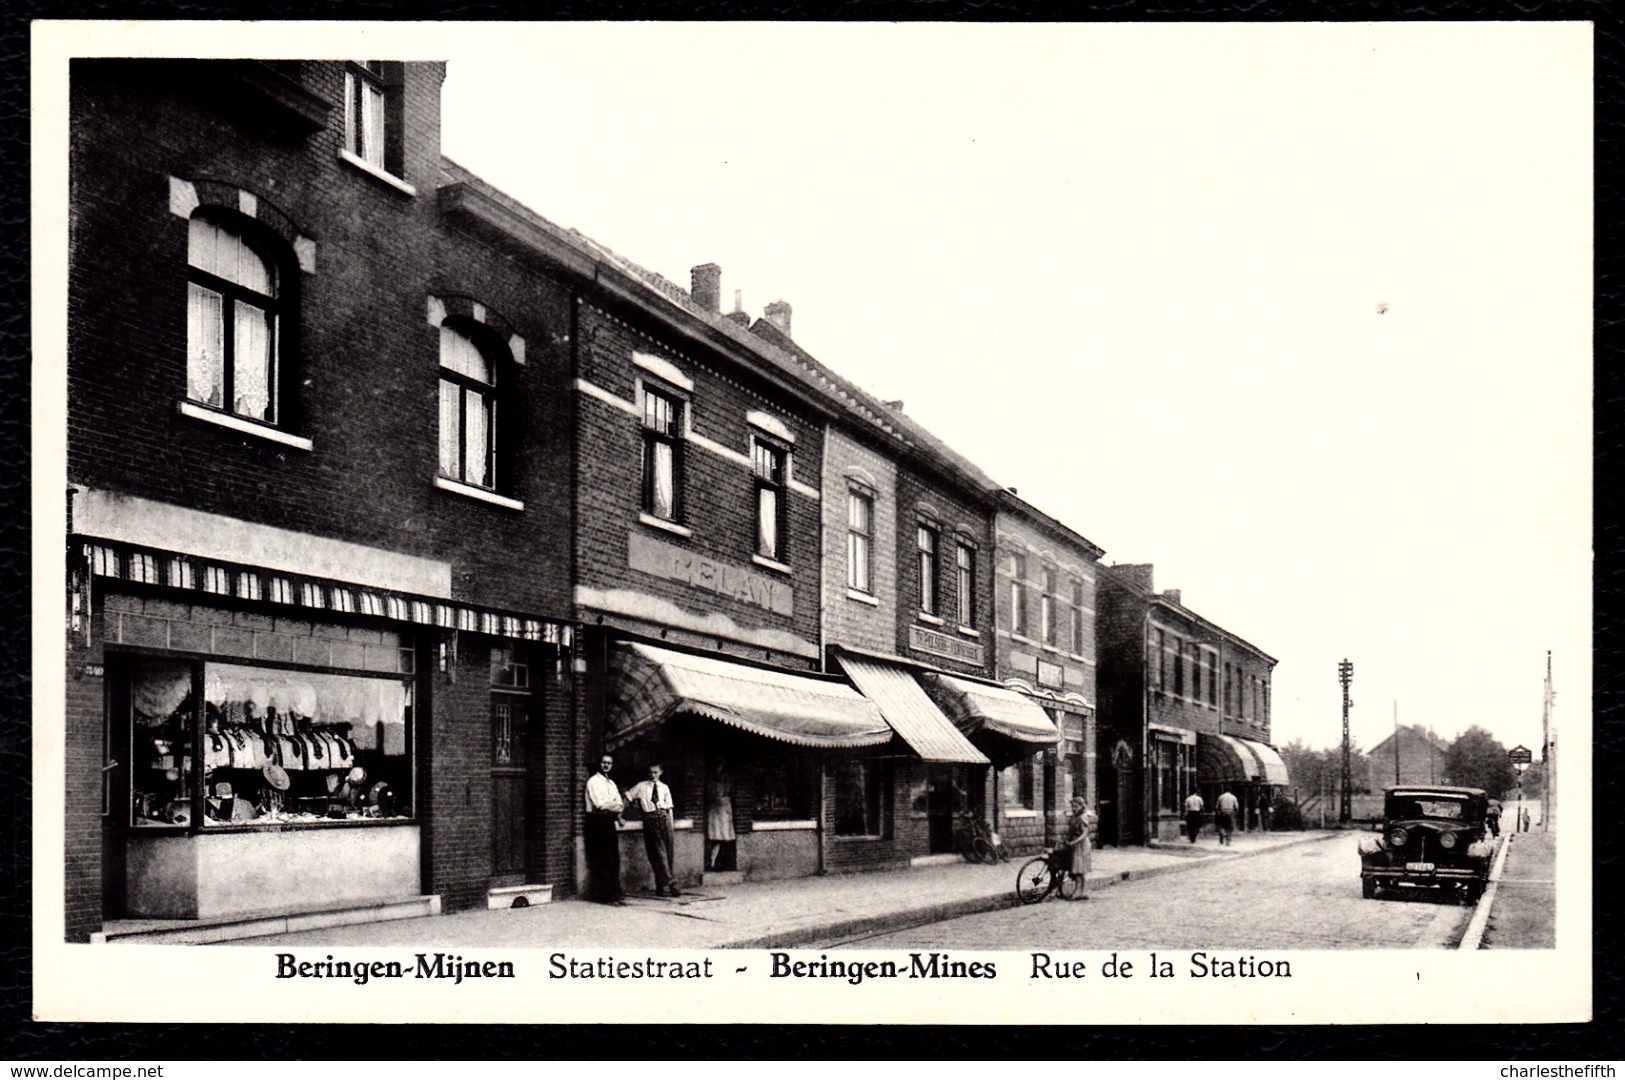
top-left (706, 757), bottom-right (736, 871)
top-left (1061, 796), bottom-right (1096, 899)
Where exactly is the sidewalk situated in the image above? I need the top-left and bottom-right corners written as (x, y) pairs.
top-left (222, 829), bottom-right (1338, 950)
top-left (1479, 828), bottom-right (1556, 949)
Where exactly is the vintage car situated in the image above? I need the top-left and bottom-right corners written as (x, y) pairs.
top-left (1358, 785), bottom-right (1496, 902)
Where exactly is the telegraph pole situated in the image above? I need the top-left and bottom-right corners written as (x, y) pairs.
top-left (1338, 659), bottom-right (1354, 824)
top-left (1542, 650), bottom-right (1555, 831)
top-left (1393, 700), bottom-right (1400, 785)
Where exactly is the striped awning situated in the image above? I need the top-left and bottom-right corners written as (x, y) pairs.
top-left (1198, 734), bottom-right (1290, 787)
top-left (838, 655), bottom-right (988, 765)
top-left (917, 671), bottom-right (1061, 765)
top-left (74, 537), bottom-right (566, 643)
top-left (606, 642), bottom-right (893, 751)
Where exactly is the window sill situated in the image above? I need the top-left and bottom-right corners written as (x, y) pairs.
top-left (846, 588), bottom-right (880, 607)
top-left (750, 819), bottom-right (817, 832)
top-left (751, 554), bottom-right (793, 576)
top-left (339, 149), bottom-right (417, 196)
top-left (831, 834), bottom-right (886, 843)
top-left (620, 818), bottom-right (696, 832)
top-left (957, 625), bottom-right (981, 638)
top-left (916, 612), bottom-right (945, 626)
top-left (1068, 653), bottom-right (1089, 663)
top-left (178, 400), bottom-right (313, 452)
top-left (1002, 809), bottom-right (1041, 820)
top-left (639, 512), bottom-right (693, 538)
top-left (434, 475), bottom-right (524, 511)
top-left (1010, 633), bottom-right (1038, 647)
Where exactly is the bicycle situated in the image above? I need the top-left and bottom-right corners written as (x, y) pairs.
top-left (1015, 846), bottom-right (1085, 903)
top-left (954, 812), bottom-right (1010, 864)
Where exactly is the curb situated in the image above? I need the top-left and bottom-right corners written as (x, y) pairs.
top-left (723, 831), bottom-right (1341, 949)
top-left (1458, 832), bottom-right (1515, 950)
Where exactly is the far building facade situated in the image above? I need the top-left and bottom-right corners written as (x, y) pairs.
top-left (1095, 564), bottom-right (1286, 844)
top-left (1366, 724), bottom-right (1450, 791)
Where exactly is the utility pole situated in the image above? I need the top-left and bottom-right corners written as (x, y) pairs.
top-left (1542, 650), bottom-right (1555, 831)
top-left (1338, 659), bottom-right (1354, 824)
top-left (1393, 701), bottom-right (1400, 785)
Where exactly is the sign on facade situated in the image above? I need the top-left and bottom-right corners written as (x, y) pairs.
top-left (907, 623), bottom-right (984, 666)
top-left (627, 531), bottom-right (794, 616)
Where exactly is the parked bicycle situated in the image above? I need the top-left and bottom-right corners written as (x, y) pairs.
top-left (955, 811), bottom-right (1010, 864)
top-left (1015, 846), bottom-right (1085, 903)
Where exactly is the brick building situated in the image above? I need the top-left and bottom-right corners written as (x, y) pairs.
top-left (1366, 725), bottom-right (1450, 790)
top-left (1095, 564), bottom-right (1286, 844)
top-left (66, 60), bottom-right (576, 941)
top-left (992, 493), bottom-right (1104, 851)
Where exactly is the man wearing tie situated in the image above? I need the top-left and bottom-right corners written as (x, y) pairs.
top-left (625, 762), bottom-right (680, 897)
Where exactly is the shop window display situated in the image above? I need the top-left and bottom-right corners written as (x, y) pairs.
top-left (129, 657), bottom-right (414, 829)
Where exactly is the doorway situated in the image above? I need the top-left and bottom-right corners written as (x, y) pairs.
top-left (101, 657), bottom-right (130, 919)
top-left (490, 694), bottom-right (533, 886)
top-left (926, 763), bottom-right (972, 854)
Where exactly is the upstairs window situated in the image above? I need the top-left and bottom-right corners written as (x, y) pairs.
top-left (187, 214), bottom-right (281, 424)
top-left (916, 523), bottom-right (940, 617)
top-left (1069, 577), bottom-right (1085, 653)
top-left (753, 438), bottom-right (787, 562)
top-left (641, 386), bottom-right (686, 523)
top-left (1010, 552), bottom-right (1030, 637)
top-left (846, 488), bottom-right (874, 593)
top-left (343, 62), bottom-right (405, 180)
top-left (955, 542), bottom-right (977, 627)
top-left (437, 323), bottom-right (501, 490)
top-left (1040, 565), bottom-right (1058, 647)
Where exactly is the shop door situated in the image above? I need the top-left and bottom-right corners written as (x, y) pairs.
top-left (490, 695), bottom-right (532, 885)
top-left (101, 660), bottom-right (130, 918)
top-left (926, 764), bottom-right (968, 854)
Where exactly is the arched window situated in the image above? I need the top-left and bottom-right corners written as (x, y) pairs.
top-left (438, 321), bottom-right (502, 490)
top-left (187, 213), bottom-right (282, 423)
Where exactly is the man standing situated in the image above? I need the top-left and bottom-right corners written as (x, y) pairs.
top-left (1183, 789), bottom-right (1205, 844)
top-left (584, 753), bottom-right (626, 905)
top-left (1215, 787), bottom-right (1239, 846)
top-left (625, 763), bottom-right (680, 897)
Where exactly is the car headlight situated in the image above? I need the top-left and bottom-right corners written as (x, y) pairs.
top-left (1387, 827), bottom-right (1409, 848)
top-left (1439, 831), bottom-right (1458, 850)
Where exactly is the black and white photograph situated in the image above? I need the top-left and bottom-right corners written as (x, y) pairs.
top-left (32, 20), bottom-right (1591, 1026)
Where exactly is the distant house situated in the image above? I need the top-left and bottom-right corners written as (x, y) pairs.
top-left (1367, 725), bottom-right (1450, 789)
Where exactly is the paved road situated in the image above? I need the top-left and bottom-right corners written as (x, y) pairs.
top-left (826, 834), bottom-right (1473, 950)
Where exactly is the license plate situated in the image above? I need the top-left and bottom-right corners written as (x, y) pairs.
top-left (1405, 861), bottom-right (1435, 872)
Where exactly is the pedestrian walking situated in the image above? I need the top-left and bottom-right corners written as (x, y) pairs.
top-left (1215, 787), bottom-right (1239, 845)
top-left (625, 762), bottom-right (680, 896)
top-left (1183, 790), bottom-right (1205, 844)
top-left (583, 753), bottom-right (626, 905)
top-left (1258, 790), bottom-right (1273, 832)
top-left (1486, 798), bottom-right (1503, 838)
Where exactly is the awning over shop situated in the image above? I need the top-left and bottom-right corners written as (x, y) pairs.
top-left (838, 656), bottom-right (988, 765)
top-left (75, 536), bottom-right (565, 642)
top-left (1242, 739), bottom-right (1291, 786)
top-left (917, 671), bottom-right (1062, 760)
top-left (606, 642), bottom-right (893, 751)
top-left (1198, 734), bottom-right (1291, 786)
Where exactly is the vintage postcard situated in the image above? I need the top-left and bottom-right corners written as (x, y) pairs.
top-left (31, 20), bottom-right (1592, 1026)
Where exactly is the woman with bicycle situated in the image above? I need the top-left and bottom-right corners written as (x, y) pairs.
top-left (1058, 796), bottom-right (1096, 899)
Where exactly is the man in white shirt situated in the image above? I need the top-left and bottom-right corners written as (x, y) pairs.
top-left (584, 753), bottom-right (626, 905)
top-left (1183, 789), bottom-right (1205, 844)
top-left (624, 763), bottom-right (679, 897)
top-left (1215, 787), bottom-right (1240, 845)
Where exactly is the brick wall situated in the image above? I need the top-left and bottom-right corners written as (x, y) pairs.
top-left (573, 302), bottom-right (823, 652)
top-left (420, 639), bottom-right (494, 912)
top-left (821, 427), bottom-right (897, 655)
top-left (64, 619), bottom-right (108, 942)
top-left (894, 464), bottom-right (994, 678)
top-left (821, 757), bottom-right (911, 875)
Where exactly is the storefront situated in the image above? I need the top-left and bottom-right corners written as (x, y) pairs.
top-left (75, 536), bottom-right (567, 927)
top-left (1197, 733), bottom-right (1291, 832)
top-left (1147, 724), bottom-right (1198, 841)
top-left (836, 652), bottom-right (990, 862)
top-left (601, 640), bottom-right (893, 889)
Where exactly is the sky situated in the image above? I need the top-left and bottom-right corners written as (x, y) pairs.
top-left (431, 22), bottom-right (1590, 757)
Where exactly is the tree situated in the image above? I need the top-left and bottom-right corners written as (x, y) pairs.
top-left (1444, 726), bottom-right (1517, 797)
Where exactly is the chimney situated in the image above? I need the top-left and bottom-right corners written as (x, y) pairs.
top-left (1113, 563), bottom-right (1154, 592)
top-left (1162, 589), bottom-right (1182, 606)
top-left (764, 299), bottom-right (792, 338)
top-left (690, 263), bottom-right (722, 312)
top-left (724, 289), bottom-right (750, 326)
